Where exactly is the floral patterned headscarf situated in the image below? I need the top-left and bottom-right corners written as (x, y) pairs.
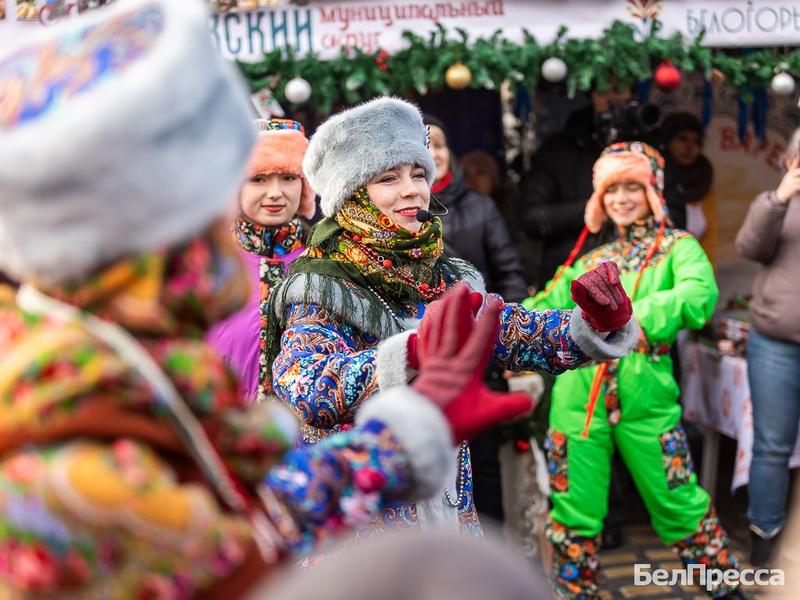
top-left (42, 220), bottom-right (249, 339)
top-left (295, 187), bottom-right (447, 308)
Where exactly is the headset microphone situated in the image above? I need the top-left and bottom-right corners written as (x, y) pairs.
top-left (415, 195), bottom-right (449, 223)
top-left (416, 209), bottom-right (434, 222)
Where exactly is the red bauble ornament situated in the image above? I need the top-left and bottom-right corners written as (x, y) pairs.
top-left (654, 60), bottom-right (681, 92)
top-left (382, 259), bottom-right (393, 269)
top-left (374, 48), bottom-right (390, 72)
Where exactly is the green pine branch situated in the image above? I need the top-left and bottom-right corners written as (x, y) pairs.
top-left (236, 20), bottom-right (800, 115)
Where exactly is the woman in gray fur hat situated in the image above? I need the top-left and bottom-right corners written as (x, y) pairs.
top-left (266, 96), bottom-right (640, 536)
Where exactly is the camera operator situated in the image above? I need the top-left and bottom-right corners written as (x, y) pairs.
top-left (520, 80), bottom-right (673, 289)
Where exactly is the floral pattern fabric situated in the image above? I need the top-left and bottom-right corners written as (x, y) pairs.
top-left (603, 361), bottom-right (621, 425)
top-left (270, 284), bottom-right (587, 536)
top-left (291, 188), bottom-right (450, 310)
top-left (335, 188), bottom-right (444, 267)
top-left (673, 508), bottom-right (740, 597)
top-left (0, 421), bottom-right (417, 597)
top-left (546, 519), bottom-right (601, 599)
top-left (659, 425), bottom-right (694, 490)
top-left (0, 4), bottom-right (163, 129)
top-left (273, 297), bottom-right (586, 435)
top-left (583, 217), bottom-right (689, 273)
top-left (0, 230), bottom-right (423, 597)
top-left (494, 301), bottom-right (585, 374)
top-left (0, 440), bottom-right (252, 599)
top-left (234, 214), bottom-right (305, 399)
top-left (274, 303), bottom-right (380, 440)
top-left (545, 429), bottom-right (569, 494)
top-left (265, 419), bottom-right (414, 552)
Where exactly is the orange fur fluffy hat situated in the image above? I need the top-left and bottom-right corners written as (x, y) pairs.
top-left (584, 141), bottom-right (667, 233)
top-left (246, 119), bottom-right (316, 219)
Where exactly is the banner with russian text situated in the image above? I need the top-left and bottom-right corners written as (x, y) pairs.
top-left (3, 0), bottom-right (800, 58)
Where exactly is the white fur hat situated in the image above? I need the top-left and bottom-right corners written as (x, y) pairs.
top-left (302, 97), bottom-right (436, 217)
top-left (0, 0), bottom-right (255, 285)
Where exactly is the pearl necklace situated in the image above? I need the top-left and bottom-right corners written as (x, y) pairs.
top-left (444, 442), bottom-right (470, 508)
top-left (367, 285), bottom-right (404, 328)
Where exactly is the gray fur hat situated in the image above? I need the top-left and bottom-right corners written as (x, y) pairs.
top-left (0, 0), bottom-right (254, 285)
top-left (303, 97), bottom-right (436, 217)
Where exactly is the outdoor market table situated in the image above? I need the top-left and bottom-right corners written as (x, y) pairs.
top-left (680, 339), bottom-right (800, 497)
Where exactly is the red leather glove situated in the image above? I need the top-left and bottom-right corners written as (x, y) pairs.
top-left (469, 291), bottom-right (485, 314)
top-left (407, 284), bottom-right (483, 371)
top-left (570, 261), bottom-right (632, 332)
top-left (411, 287), bottom-right (534, 443)
top-left (407, 333), bottom-right (420, 370)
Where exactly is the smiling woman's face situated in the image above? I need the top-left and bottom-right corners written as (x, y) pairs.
top-left (602, 180), bottom-right (651, 227)
top-left (365, 163), bottom-right (431, 233)
top-left (239, 173), bottom-right (303, 226)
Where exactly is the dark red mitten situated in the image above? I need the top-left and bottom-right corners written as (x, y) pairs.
top-left (407, 285), bottom-right (475, 371)
top-left (570, 261), bottom-right (632, 332)
top-left (416, 285), bottom-right (474, 363)
top-left (469, 291), bottom-right (485, 314)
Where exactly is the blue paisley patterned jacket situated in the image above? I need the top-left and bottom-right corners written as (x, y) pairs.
top-left (271, 259), bottom-right (638, 535)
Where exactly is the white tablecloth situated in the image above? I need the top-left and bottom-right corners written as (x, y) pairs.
top-left (680, 340), bottom-right (800, 492)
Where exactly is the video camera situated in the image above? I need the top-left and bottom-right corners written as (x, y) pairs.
top-left (595, 100), bottom-right (662, 146)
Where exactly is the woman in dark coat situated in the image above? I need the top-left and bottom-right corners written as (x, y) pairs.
top-left (424, 116), bottom-right (528, 303)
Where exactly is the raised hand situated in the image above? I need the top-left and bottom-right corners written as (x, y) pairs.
top-left (776, 156), bottom-right (800, 203)
top-left (411, 286), bottom-right (533, 443)
top-left (570, 261), bottom-right (632, 332)
top-left (407, 284), bottom-right (483, 370)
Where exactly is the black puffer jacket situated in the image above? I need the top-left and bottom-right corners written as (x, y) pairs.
top-left (436, 170), bottom-right (528, 302)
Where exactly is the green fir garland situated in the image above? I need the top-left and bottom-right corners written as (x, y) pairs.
top-left (237, 20), bottom-right (800, 114)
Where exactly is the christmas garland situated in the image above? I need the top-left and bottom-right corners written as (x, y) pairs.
top-left (237, 20), bottom-right (800, 114)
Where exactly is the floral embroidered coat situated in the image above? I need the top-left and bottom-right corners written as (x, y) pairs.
top-left (271, 259), bottom-right (636, 535)
top-left (0, 281), bottom-right (451, 598)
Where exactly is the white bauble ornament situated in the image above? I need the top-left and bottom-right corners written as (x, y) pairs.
top-left (541, 57), bottom-right (567, 83)
top-left (770, 72), bottom-right (796, 96)
top-left (285, 76), bottom-right (312, 104)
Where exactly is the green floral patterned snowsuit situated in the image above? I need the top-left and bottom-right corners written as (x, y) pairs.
top-left (525, 220), bottom-right (740, 598)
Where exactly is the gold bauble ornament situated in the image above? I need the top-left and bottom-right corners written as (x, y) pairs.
top-left (711, 68), bottom-right (726, 86)
top-left (446, 62), bottom-right (472, 90)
